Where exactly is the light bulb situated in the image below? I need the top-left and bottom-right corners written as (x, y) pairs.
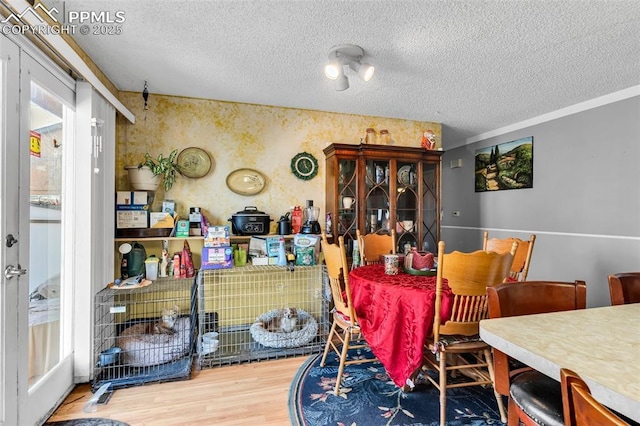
top-left (324, 61), bottom-right (342, 80)
top-left (359, 63), bottom-right (375, 81)
top-left (351, 61), bottom-right (375, 82)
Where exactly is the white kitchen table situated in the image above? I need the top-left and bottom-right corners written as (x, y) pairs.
top-left (480, 303), bottom-right (640, 422)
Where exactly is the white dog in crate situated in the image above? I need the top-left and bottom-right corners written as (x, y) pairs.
top-left (279, 307), bottom-right (299, 333)
top-left (257, 307), bottom-right (299, 333)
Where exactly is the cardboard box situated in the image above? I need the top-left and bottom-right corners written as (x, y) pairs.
top-left (249, 236), bottom-right (280, 258)
top-left (115, 204), bottom-right (149, 211)
top-left (162, 200), bottom-right (175, 216)
top-left (189, 207), bottom-right (202, 224)
top-left (251, 256), bottom-right (270, 266)
top-left (150, 212), bottom-right (174, 228)
top-left (204, 225), bottom-right (230, 247)
top-left (201, 246), bottom-right (233, 269)
top-left (175, 220), bottom-right (190, 237)
top-left (116, 191), bottom-right (149, 206)
top-left (116, 209), bottom-right (149, 229)
top-left (249, 237), bottom-right (267, 257)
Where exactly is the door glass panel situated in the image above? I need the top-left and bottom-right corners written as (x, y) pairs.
top-left (395, 161), bottom-right (417, 253)
top-left (337, 159), bottom-right (357, 250)
top-left (364, 159), bottom-right (390, 235)
top-left (421, 163), bottom-right (438, 253)
top-left (28, 82), bottom-right (64, 386)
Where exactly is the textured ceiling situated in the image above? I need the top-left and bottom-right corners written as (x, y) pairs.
top-left (48, 0), bottom-right (640, 147)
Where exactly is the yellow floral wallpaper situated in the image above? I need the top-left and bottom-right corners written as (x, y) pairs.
top-left (116, 92), bottom-right (441, 231)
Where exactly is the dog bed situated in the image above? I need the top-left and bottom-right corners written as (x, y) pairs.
top-left (250, 308), bottom-right (318, 348)
top-left (117, 316), bottom-right (191, 367)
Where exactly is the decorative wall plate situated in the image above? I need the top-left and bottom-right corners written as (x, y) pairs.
top-left (226, 168), bottom-right (266, 195)
top-left (291, 152), bottom-right (318, 180)
top-left (177, 147), bottom-right (212, 178)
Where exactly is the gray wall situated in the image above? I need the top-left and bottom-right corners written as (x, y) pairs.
top-left (441, 95), bottom-right (640, 307)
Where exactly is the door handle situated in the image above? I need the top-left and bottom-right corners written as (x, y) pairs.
top-left (4, 264), bottom-right (27, 280)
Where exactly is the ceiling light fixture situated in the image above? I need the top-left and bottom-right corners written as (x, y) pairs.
top-left (324, 44), bottom-right (374, 91)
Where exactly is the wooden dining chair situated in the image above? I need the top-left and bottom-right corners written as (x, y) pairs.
top-left (560, 368), bottom-right (627, 426)
top-left (483, 231), bottom-right (536, 281)
top-left (423, 240), bottom-right (517, 426)
top-left (320, 233), bottom-right (377, 395)
top-left (608, 272), bottom-right (640, 305)
top-left (356, 229), bottom-right (396, 265)
top-left (487, 280), bottom-right (587, 426)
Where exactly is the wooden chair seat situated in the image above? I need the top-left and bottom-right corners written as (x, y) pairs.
top-left (510, 370), bottom-right (564, 426)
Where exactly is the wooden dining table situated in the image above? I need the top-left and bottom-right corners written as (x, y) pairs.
top-left (348, 264), bottom-right (453, 388)
top-left (480, 303), bottom-right (640, 422)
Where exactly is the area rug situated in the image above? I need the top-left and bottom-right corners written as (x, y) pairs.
top-left (289, 349), bottom-right (505, 426)
top-left (44, 419), bottom-right (129, 426)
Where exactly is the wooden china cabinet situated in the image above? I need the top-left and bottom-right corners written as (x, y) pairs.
top-left (324, 143), bottom-right (443, 256)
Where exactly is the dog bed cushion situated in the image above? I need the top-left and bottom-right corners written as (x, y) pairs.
top-left (117, 316), bottom-right (191, 367)
top-left (250, 308), bottom-right (318, 348)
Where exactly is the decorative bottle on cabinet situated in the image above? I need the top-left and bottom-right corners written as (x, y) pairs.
top-left (365, 128), bottom-right (377, 144)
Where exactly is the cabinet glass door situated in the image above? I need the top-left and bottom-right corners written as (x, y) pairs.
top-left (364, 159), bottom-right (390, 235)
top-left (395, 161), bottom-right (418, 253)
top-left (421, 163), bottom-right (439, 253)
top-left (337, 159), bottom-right (357, 249)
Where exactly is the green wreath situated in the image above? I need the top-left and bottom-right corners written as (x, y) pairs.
top-left (290, 152), bottom-right (319, 180)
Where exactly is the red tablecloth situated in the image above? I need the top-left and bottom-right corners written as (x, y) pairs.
top-left (349, 264), bottom-right (453, 388)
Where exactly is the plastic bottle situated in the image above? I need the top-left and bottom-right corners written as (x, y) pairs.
top-left (160, 249), bottom-right (169, 277)
top-left (292, 206), bottom-right (303, 234)
top-left (277, 237), bottom-right (287, 266)
top-left (351, 240), bottom-right (360, 270)
top-left (173, 253), bottom-right (181, 278)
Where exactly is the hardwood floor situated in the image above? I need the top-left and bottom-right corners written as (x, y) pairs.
top-left (46, 356), bottom-right (307, 425)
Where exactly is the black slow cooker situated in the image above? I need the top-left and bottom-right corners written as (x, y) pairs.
top-left (228, 206), bottom-right (273, 235)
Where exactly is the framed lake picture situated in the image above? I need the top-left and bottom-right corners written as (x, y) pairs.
top-left (475, 136), bottom-right (533, 192)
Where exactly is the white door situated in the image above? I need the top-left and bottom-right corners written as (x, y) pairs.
top-left (0, 33), bottom-right (21, 426)
top-left (1, 34), bottom-right (76, 425)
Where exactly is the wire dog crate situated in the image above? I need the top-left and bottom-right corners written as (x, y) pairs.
top-left (92, 277), bottom-right (197, 391)
top-left (197, 264), bottom-right (329, 369)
